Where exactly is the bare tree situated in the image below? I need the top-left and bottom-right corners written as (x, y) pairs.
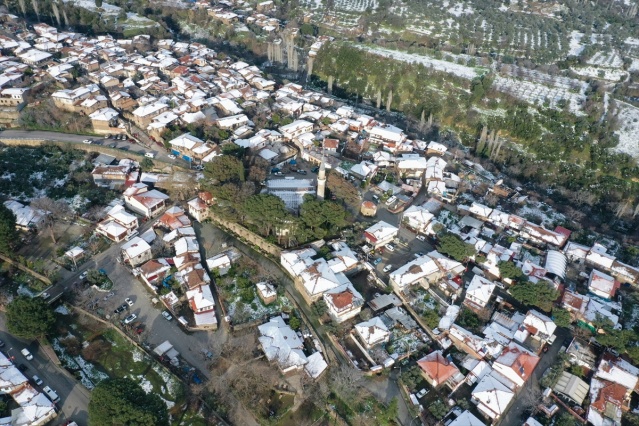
top-left (31, 197), bottom-right (71, 244)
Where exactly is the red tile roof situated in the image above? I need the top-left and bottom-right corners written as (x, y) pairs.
top-left (417, 351), bottom-right (460, 384)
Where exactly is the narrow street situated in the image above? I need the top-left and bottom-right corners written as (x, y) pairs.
top-left (0, 314), bottom-right (91, 426)
top-left (499, 327), bottom-right (571, 426)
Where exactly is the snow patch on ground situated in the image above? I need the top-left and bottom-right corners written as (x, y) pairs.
top-left (571, 66), bottom-right (627, 82)
top-left (517, 201), bottom-right (565, 228)
top-left (448, 3), bottom-right (474, 16)
top-left (587, 50), bottom-right (624, 68)
top-left (356, 45), bottom-right (481, 80)
top-left (630, 59), bottom-right (639, 72)
top-left (613, 101), bottom-right (639, 160)
top-left (63, 0), bottom-right (121, 15)
top-left (567, 31), bottom-right (585, 57)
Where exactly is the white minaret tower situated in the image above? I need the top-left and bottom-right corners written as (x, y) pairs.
top-left (317, 152), bottom-right (326, 200)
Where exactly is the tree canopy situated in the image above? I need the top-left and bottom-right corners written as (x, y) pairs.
top-left (242, 194), bottom-right (289, 236)
top-left (88, 378), bottom-right (169, 426)
top-left (552, 307), bottom-right (572, 328)
top-left (6, 296), bottom-right (56, 339)
top-left (299, 197), bottom-right (349, 240)
top-left (510, 281), bottom-right (559, 312)
top-left (0, 203), bottom-right (18, 255)
top-left (498, 260), bottom-right (528, 282)
top-left (204, 155), bottom-right (245, 183)
top-left (436, 232), bottom-right (476, 262)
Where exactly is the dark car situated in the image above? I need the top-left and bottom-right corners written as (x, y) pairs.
top-left (17, 364), bottom-right (28, 372)
top-left (114, 303), bottom-right (128, 314)
top-left (297, 170), bottom-right (308, 175)
top-left (0, 340), bottom-right (4, 348)
top-left (311, 166), bottom-right (319, 173)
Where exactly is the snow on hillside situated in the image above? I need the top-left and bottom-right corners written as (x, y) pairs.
top-left (356, 45), bottom-right (481, 80)
top-left (613, 101), bottom-right (639, 159)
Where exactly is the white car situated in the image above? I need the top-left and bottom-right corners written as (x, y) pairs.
top-left (123, 314), bottom-right (137, 324)
top-left (21, 348), bottom-right (33, 361)
top-left (167, 154), bottom-right (176, 160)
top-left (385, 243), bottom-right (395, 252)
top-left (79, 271), bottom-right (88, 280)
top-left (416, 235), bottom-right (426, 241)
top-left (82, 139), bottom-right (92, 144)
top-left (32, 375), bottom-right (43, 386)
top-left (125, 298), bottom-right (134, 306)
top-left (144, 152), bottom-right (155, 158)
top-left (43, 386), bottom-right (59, 403)
top-left (416, 388), bottom-right (428, 399)
top-left (383, 264), bottom-right (393, 273)
top-left (161, 311), bottom-right (172, 321)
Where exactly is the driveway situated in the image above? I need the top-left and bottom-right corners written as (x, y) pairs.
top-left (0, 129), bottom-right (188, 167)
top-left (0, 314), bottom-right (90, 426)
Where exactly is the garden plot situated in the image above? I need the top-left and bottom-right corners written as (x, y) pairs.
top-left (613, 101), bottom-right (639, 160)
top-left (334, 0), bottom-right (378, 12)
top-left (54, 317), bottom-right (183, 407)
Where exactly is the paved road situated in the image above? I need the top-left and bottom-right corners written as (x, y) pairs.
top-left (0, 129), bottom-right (189, 167)
top-left (0, 314), bottom-right (90, 426)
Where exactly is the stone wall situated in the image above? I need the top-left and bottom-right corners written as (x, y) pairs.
top-left (207, 214), bottom-right (281, 259)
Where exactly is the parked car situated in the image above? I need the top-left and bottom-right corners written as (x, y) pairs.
top-left (414, 252), bottom-right (425, 258)
top-left (311, 166), bottom-right (319, 173)
top-left (161, 311), bottom-right (173, 321)
top-left (82, 139), bottom-right (92, 144)
top-left (32, 375), bottom-right (43, 386)
top-left (144, 152), bottom-right (155, 158)
top-left (17, 364), bottom-right (28, 372)
top-left (43, 386), bottom-right (60, 403)
top-left (167, 154), bottom-right (176, 160)
top-left (125, 298), bottom-right (134, 306)
top-left (416, 388), bottom-right (428, 399)
top-left (372, 257), bottom-right (382, 265)
top-left (123, 314), bottom-right (137, 324)
top-left (79, 271), bottom-right (88, 280)
top-left (114, 303), bottom-right (128, 314)
top-left (0, 339), bottom-right (5, 348)
top-left (383, 264), bottom-right (393, 273)
top-left (40, 292), bottom-right (50, 300)
top-left (416, 235), bottom-right (426, 241)
top-left (385, 243), bottom-right (395, 252)
top-left (21, 348), bottom-right (33, 361)
top-left (297, 170), bottom-right (307, 175)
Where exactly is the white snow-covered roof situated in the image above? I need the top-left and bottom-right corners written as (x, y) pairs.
top-left (448, 410), bottom-right (485, 426)
top-left (470, 202), bottom-right (493, 218)
top-left (354, 317), bottom-right (389, 346)
top-left (596, 354), bottom-right (639, 390)
top-left (304, 352), bottom-right (328, 379)
top-left (465, 275), bottom-right (496, 307)
top-left (364, 221), bottom-right (399, 242)
top-left (258, 316), bottom-right (307, 370)
top-left (121, 237), bottom-right (151, 258)
top-left (523, 310), bottom-right (557, 339)
top-left (588, 269), bottom-right (617, 297)
top-left (545, 250), bottom-right (567, 279)
top-left (472, 373), bottom-right (515, 419)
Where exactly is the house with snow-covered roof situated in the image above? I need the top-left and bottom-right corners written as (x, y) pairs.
top-left (515, 310), bottom-right (557, 345)
top-left (588, 269), bottom-right (619, 300)
top-left (354, 317), bottom-right (390, 349)
top-left (323, 283), bottom-right (363, 323)
top-left (588, 378), bottom-right (626, 426)
top-left (389, 252), bottom-right (463, 293)
top-left (463, 275), bottom-right (496, 312)
top-left (471, 372), bottom-right (515, 421)
top-left (402, 205), bottom-right (434, 233)
top-left (492, 342), bottom-right (540, 388)
top-left (121, 236), bottom-right (152, 267)
top-left (363, 221), bottom-right (399, 249)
